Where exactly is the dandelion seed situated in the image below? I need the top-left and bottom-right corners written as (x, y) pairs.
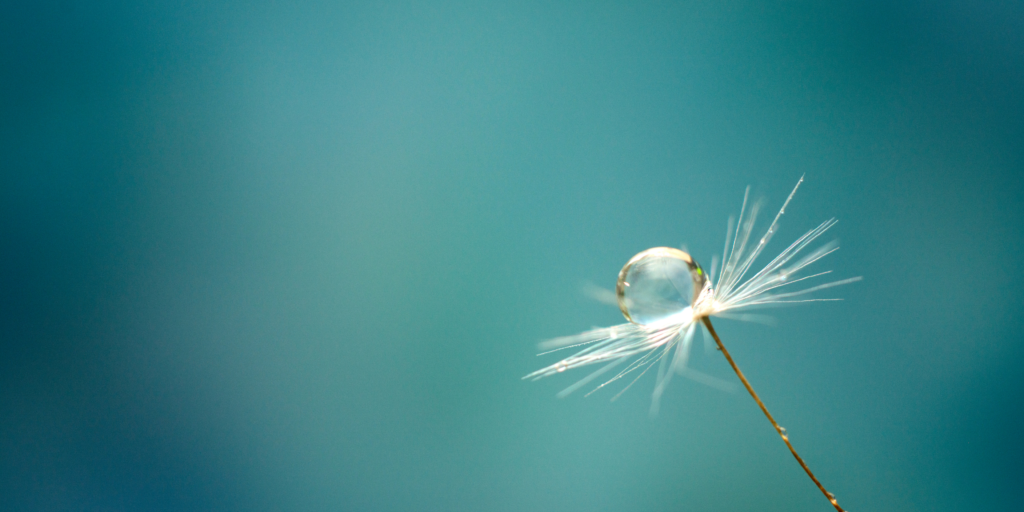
top-left (524, 176), bottom-right (856, 512)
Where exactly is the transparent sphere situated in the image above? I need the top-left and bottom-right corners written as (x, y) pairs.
top-left (616, 247), bottom-right (704, 326)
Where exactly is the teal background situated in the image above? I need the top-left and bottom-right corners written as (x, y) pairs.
top-left (2, 2), bottom-right (1022, 511)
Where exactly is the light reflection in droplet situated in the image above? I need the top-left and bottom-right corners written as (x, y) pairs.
top-left (615, 247), bottom-right (705, 326)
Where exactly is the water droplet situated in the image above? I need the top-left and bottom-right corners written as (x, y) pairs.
top-left (618, 248), bottom-right (701, 326)
top-left (779, 427), bottom-right (787, 436)
top-left (556, 361), bottom-right (567, 372)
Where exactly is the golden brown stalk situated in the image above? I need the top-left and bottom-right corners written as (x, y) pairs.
top-left (701, 317), bottom-right (845, 512)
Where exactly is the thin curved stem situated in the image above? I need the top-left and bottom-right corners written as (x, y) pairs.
top-left (701, 317), bottom-right (845, 512)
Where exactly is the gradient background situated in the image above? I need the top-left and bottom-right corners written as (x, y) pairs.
top-left (2, 2), bottom-right (1022, 511)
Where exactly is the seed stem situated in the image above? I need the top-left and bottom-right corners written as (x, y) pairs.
top-left (701, 317), bottom-right (845, 512)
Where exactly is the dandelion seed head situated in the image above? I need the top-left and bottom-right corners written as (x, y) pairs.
top-left (524, 177), bottom-right (859, 405)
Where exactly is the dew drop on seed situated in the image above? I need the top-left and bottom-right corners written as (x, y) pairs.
top-left (620, 250), bottom-right (697, 326)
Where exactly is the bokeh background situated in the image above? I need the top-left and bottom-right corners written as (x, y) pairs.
top-left (2, 1), bottom-right (1022, 511)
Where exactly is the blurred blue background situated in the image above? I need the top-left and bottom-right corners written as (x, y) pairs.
top-left (2, 1), bottom-right (1022, 511)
